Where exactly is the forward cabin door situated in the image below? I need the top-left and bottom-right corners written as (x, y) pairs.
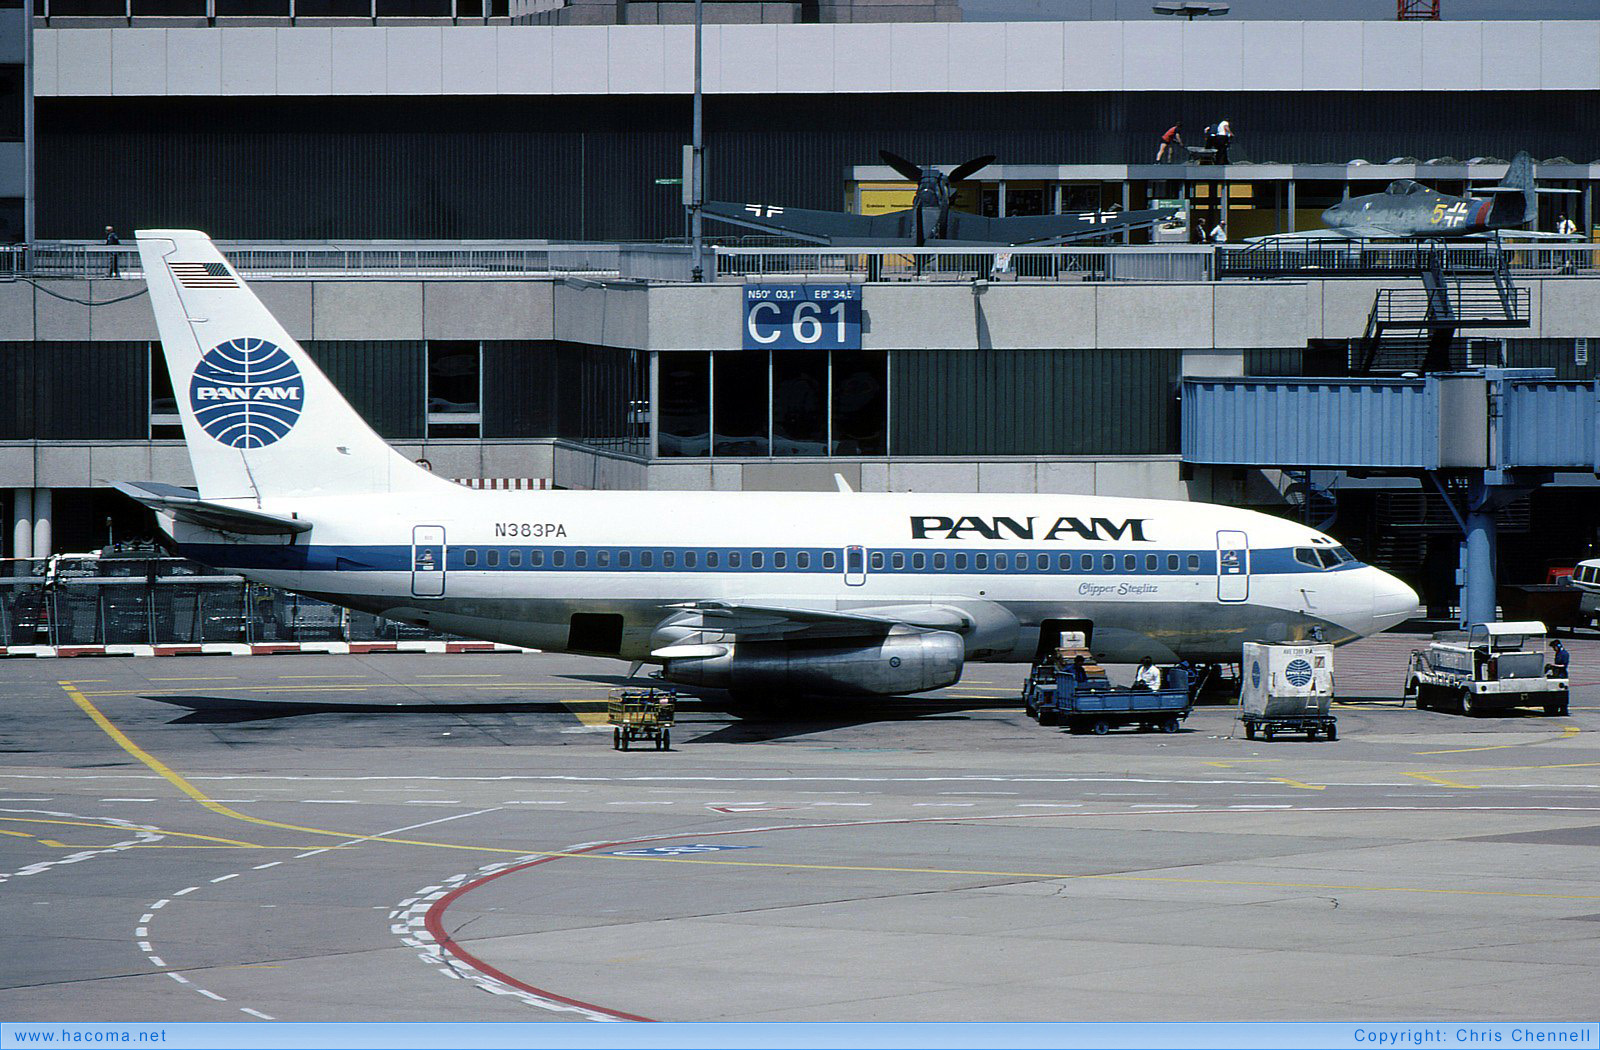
top-left (412, 525), bottom-right (446, 598)
top-left (1216, 530), bottom-right (1249, 603)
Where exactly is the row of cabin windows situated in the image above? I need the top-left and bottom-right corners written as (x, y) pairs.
top-left (461, 548), bottom-right (841, 570)
top-left (870, 551), bottom-right (1205, 573)
top-left (456, 549), bottom-right (1208, 573)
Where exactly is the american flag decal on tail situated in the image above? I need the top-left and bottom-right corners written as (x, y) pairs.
top-left (170, 261), bottom-right (237, 289)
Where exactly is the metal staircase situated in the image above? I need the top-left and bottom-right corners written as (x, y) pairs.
top-left (1356, 248), bottom-right (1529, 374)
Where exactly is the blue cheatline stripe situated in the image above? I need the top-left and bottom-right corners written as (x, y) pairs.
top-left (177, 543), bottom-right (1366, 578)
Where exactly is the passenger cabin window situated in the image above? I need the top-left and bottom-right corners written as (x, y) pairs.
top-left (728, 552), bottom-right (741, 568)
top-left (821, 551), bottom-right (835, 570)
top-left (975, 553), bottom-right (989, 570)
top-left (752, 552), bottom-right (765, 569)
top-left (892, 553), bottom-right (905, 570)
top-left (663, 551), bottom-right (676, 568)
top-left (508, 550), bottom-right (521, 567)
top-left (684, 552), bottom-right (697, 568)
top-left (702, 552), bottom-right (714, 568)
top-left (913, 553), bottom-right (926, 570)
top-left (618, 551), bottom-right (630, 568)
top-left (1038, 554), bottom-right (1049, 571)
top-left (870, 552), bottom-right (885, 570)
top-left (596, 551), bottom-right (609, 567)
top-left (640, 551), bottom-right (653, 568)
top-left (1145, 554), bottom-right (1157, 571)
top-left (575, 551), bottom-right (588, 568)
top-left (464, 549), bottom-right (478, 567)
top-left (774, 552), bottom-right (787, 569)
top-left (954, 553), bottom-right (968, 570)
top-left (1123, 554), bottom-right (1135, 571)
top-left (1102, 554), bottom-right (1114, 571)
top-left (1166, 554), bottom-right (1178, 571)
top-left (1187, 554), bottom-right (1200, 571)
top-left (994, 553), bottom-right (1008, 571)
top-left (552, 551), bottom-right (565, 567)
top-left (933, 552), bottom-right (946, 570)
top-left (1081, 554), bottom-right (1092, 571)
top-left (1057, 555), bottom-right (1070, 571)
top-left (797, 552), bottom-right (810, 569)
top-left (531, 551), bottom-right (544, 567)
top-left (486, 549), bottom-right (500, 568)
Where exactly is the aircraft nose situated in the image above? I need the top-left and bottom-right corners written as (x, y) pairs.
top-left (1321, 205), bottom-right (1341, 226)
top-left (1371, 569), bottom-right (1421, 632)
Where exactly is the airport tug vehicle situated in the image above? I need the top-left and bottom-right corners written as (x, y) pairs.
top-left (1404, 621), bottom-right (1569, 717)
top-left (608, 687), bottom-right (677, 750)
top-left (1239, 642), bottom-right (1337, 741)
top-left (1022, 644), bottom-right (1192, 735)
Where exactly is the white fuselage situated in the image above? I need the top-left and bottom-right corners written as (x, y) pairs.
top-left (167, 488), bottom-right (1419, 665)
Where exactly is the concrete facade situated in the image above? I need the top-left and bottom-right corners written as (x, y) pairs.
top-left (34, 20), bottom-right (1600, 97)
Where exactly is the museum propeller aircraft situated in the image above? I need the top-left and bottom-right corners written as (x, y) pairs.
top-left (120, 230), bottom-right (1418, 699)
top-left (702, 150), bottom-right (1179, 248)
top-left (1266, 151), bottom-right (1578, 241)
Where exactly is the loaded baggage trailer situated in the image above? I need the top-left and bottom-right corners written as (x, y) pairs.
top-left (1239, 642), bottom-right (1337, 741)
top-left (1404, 621), bottom-right (1569, 717)
top-left (608, 687), bottom-right (677, 750)
top-left (1030, 664), bottom-right (1193, 735)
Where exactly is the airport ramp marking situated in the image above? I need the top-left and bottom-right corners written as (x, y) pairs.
top-left (56, 680), bottom-right (532, 856)
top-left (1417, 725), bottom-right (1580, 755)
top-left (1270, 777), bottom-right (1327, 791)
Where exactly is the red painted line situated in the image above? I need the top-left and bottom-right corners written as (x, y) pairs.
top-left (154, 646), bottom-right (206, 656)
top-left (56, 646), bottom-right (108, 658)
top-left (250, 644), bottom-right (303, 655)
top-left (349, 643), bottom-right (400, 654)
top-left (422, 844), bottom-right (654, 1023)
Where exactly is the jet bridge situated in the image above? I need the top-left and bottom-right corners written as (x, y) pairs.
top-left (1182, 368), bottom-right (1600, 627)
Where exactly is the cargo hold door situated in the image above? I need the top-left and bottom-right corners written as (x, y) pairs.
top-left (1216, 530), bottom-right (1249, 603)
top-left (412, 525), bottom-right (446, 598)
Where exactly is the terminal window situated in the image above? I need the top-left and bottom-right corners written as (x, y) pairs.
top-left (427, 342), bottom-right (481, 438)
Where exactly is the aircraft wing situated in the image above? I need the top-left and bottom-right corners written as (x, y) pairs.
top-left (115, 482), bottom-right (312, 536)
top-left (652, 600), bottom-right (975, 650)
top-left (942, 207), bottom-right (1178, 246)
top-left (701, 202), bottom-right (912, 246)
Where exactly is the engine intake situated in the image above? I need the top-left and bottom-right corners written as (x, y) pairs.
top-left (660, 629), bottom-right (964, 698)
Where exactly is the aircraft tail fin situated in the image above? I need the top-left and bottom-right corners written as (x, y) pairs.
top-left (1482, 150), bottom-right (1537, 226)
top-left (135, 230), bottom-right (450, 503)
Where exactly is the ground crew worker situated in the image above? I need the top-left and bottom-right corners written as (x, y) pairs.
top-left (1135, 657), bottom-right (1162, 691)
top-left (1549, 639), bottom-right (1570, 678)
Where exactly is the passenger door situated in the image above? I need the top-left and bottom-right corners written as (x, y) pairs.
top-left (1216, 530), bottom-right (1249, 603)
top-left (411, 525), bottom-right (446, 598)
top-left (844, 545), bottom-right (866, 587)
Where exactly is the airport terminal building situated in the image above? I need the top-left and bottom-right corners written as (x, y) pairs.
top-left (5, 11), bottom-right (1600, 617)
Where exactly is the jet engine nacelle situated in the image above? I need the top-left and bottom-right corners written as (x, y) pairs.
top-left (660, 629), bottom-right (965, 698)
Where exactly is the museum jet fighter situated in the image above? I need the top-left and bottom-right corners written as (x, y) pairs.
top-left (703, 151), bottom-right (1178, 247)
top-left (1277, 151), bottom-right (1576, 240)
top-left (119, 230), bottom-right (1419, 701)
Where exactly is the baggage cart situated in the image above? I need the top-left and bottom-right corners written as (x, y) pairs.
top-left (1239, 643), bottom-right (1337, 741)
top-left (607, 688), bottom-right (676, 751)
top-left (1037, 667), bottom-right (1192, 735)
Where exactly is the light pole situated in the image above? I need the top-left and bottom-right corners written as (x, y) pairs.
top-left (690, 0), bottom-right (705, 282)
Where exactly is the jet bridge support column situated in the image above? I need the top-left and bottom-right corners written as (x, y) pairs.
top-left (1461, 485), bottom-right (1496, 629)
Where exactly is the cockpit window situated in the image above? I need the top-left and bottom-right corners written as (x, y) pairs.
top-left (1385, 179), bottom-right (1426, 196)
top-left (1297, 546), bottom-right (1356, 570)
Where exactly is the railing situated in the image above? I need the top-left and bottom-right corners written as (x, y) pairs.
top-left (40, 0), bottom-right (509, 23)
top-left (1369, 286), bottom-right (1530, 326)
top-left (714, 246), bottom-right (1214, 283)
top-left (5, 240), bottom-right (1597, 283)
top-left (0, 554), bottom-right (451, 646)
top-left (3, 242), bottom-right (628, 279)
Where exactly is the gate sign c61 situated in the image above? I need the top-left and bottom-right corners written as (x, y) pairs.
top-left (744, 285), bottom-right (862, 351)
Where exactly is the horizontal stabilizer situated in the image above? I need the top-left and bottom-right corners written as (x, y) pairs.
top-left (115, 482), bottom-right (312, 536)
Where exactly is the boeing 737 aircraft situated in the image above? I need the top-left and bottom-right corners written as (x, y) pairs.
top-left (123, 230), bottom-right (1419, 699)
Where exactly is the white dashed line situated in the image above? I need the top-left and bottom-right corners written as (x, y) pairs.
top-left (404, 800), bottom-right (463, 805)
top-left (240, 1008), bottom-right (274, 1020)
top-left (173, 886), bottom-right (197, 896)
top-left (198, 990), bottom-right (226, 1002)
top-left (210, 873), bottom-right (239, 883)
top-left (295, 850), bottom-right (329, 859)
top-left (151, 899), bottom-right (168, 909)
top-left (147, 956), bottom-right (164, 967)
top-left (252, 862), bottom-right (282, 870)
top-left (166, 972), bottom-right (190, 985)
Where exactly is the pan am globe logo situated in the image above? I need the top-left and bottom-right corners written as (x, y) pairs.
top-left (1285, 658), bottom-right (1314, 688)
top-left (189, 338), bottom-right (305, 449)
top-left (1250, 661), bottom-right (1262, 690)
